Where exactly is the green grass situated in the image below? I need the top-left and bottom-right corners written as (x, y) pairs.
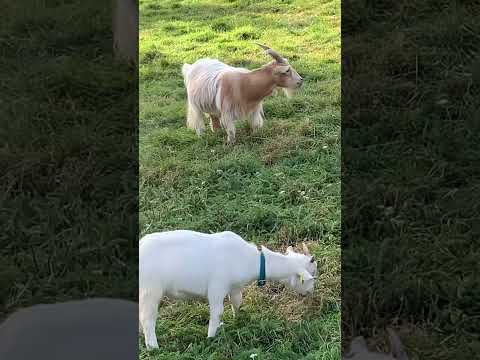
top-left (139, 0), bottom-right (340, 358)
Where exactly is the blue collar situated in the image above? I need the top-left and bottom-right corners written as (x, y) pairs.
top-left (258, 251), bottom-right (266, 287)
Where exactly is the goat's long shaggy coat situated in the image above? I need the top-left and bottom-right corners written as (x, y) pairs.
top-left (182, 46), bottom-right (303, 144)
top-left (182, 58), bottom-right (265, 142)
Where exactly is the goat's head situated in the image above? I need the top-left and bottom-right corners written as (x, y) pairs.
top-left (343, 328), bottom-right (409, 360)
top-left (256, 43), bottom-right (303, 95)
top-left (282, 242), bottom-right (317, 296)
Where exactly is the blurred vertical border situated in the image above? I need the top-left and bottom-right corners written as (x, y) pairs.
top-left (0, 0), bottom-right (138, 317)
top-left (342, 0), bottom-right (480, 358)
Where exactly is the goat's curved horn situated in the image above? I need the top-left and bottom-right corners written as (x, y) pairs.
top-left (255, 43), bottom-right (287, 64)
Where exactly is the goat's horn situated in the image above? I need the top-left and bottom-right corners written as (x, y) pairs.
top-left (255, 43), bottom-right (270, 51)
top-left (255, 43), bottom-right (287, 64)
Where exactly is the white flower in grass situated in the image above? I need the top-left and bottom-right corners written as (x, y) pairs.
top-left (250, 354), bottom-right (258, 359)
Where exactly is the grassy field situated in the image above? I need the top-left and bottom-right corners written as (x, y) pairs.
top-left (342, 0), bottom-right (480, 358)
top-left (139, 0), bottom-right (340, 359)
top-left (1, 1), bottom-right (137, 318)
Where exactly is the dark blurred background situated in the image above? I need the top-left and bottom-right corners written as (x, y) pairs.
top-left (0, 0), bottom-right (138, 318)
top-left (342, 0), bottom-right (480, 358)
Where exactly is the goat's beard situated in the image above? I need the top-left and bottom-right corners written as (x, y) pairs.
top-left (282, 87), bottom-right (296, 98)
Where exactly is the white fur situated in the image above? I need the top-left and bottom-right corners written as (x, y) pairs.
top-left (139, 230), bottom-right (317, 349)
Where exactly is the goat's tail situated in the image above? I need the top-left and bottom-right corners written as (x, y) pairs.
top-left (182, 63), bottom-right (205, 135)
top-left (182, 63), bottom-right (193, 90)
top-left (182, 63), bottom-right (192, 82)
top-left (186, 102), bottom-right (205, 135)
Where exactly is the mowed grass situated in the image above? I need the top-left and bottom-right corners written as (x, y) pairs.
top-left (139, 0), bottom-right (340, 359)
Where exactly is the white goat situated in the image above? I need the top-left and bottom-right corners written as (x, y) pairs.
top-left (139, 230), bottom-right (317, 349)
top-left (182, 44), bottom-right (303, 144)
top-left (343, 328), bottom-right (409, 360)
top-left (112, 0), bottom-right (138, 65)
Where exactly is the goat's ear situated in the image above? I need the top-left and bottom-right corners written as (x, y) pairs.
top-left (387, 328), bottom-right (409, 360)
top-left (274, 65), bottom-right (290, 74)
top-left (297, 271), bottom-right (313, 284)
top-left (310, 256), bottom-right (315, 263)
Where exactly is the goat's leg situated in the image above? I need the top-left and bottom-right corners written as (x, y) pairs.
top-left (207, 301), bottom-right (225, 337)
top-left (209, 115), bottom-right (221, 132)
top-left (139, 288), bottom-right (162, 349)
top-left (229, 289), bottom-right (242, 317)
top-left (221, 117), bottom-right (236, 145)
top-left (186, 101), bottom-right (205, 136)
top-left (207, 286), bottom-right (227, 337)
top-left (247, 110), bottom-right (264, 133)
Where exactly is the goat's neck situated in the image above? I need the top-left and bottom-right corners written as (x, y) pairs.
top-left (262, 247), bottom-right (299, 281)
top-left (243, 68), bottom-right (277, 102)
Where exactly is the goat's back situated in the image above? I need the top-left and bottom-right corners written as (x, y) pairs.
top-left (184, 58), bottom-right (248, 80)
top-left (139, 230), bottom-right (257, 296)
top-left (182, 59), bottom-right (249, 114)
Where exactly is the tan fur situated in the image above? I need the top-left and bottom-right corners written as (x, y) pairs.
top-left (219, 61), bottom-right (298, 121)
top-left (220, 66), bottom-right (275, 116)
top-left (183, 47), bottom-right (303, 144)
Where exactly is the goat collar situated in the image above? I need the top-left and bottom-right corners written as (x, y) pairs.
top-left (257, 251), bottom-right (266, 287)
